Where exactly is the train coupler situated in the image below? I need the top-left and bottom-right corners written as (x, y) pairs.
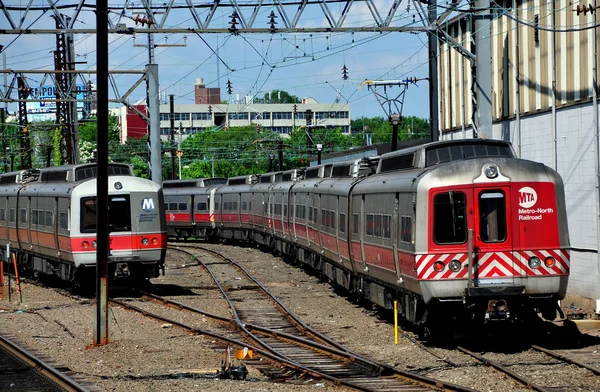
top-left (484, 299), bottom-right (512, 322)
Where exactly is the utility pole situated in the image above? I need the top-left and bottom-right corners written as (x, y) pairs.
top-left (169, 95), bottom-right (175, 180)
top-left (94, 0), bottom-right (109, 346)
top-left (178, 122), bottom-right (182, 180)
top-left (305, 109), bottom-right (312, 158)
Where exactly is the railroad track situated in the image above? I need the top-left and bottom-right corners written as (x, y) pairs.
top-left (111, 244), bottom-right (479, 391)
top-left (0, 332), bottom-right (91, 392)
top-left (393, 322), bottom-right (600, 391)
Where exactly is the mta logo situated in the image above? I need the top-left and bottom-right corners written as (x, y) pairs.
top-left (518, 187), bottom-right (537, 208)
top-left (141, 198), bottom-right (155, 212)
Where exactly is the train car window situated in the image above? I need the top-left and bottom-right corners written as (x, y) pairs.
top-left (198, 202), bottom-right (208, 211)
top-left (353, 213), bottom-right (360, 235)
top-left (164, 203), bottom-right (169, 211)
top-left (9, 208), bottom-right (15, 223)
top-left (366, 214), bottom-right (374, 236)
top-left (374, 215), bottom-right (382, 237)
top-left (45, 211), bottom-right (53, 227)
top-left (20, 208), bottom-right (26, 224)
top-left (308, 206), bottom-right (313, 222)
top-left (0, 208), bottom-right (5, 222)
top-left (215, 202), bottom-right (220, 211)
top-left (339, 213), bottom-right (346, 233)
top-left (242, 201), bottom-right (247, 211)
top-left (249, 201), bottom-right (252, 211)
top-left (109, 196), bottom-right (130, 232)
top-left (32, 210), bottom-right (38, 225)
top-left (478, 191), bottom-right (507, 242)
top-left (178, 203), bottom-right (187, 211)
top-left (400, 216), bottom-right (412, 243)
top-left (330, 211), bottom-right (336, 230)
top-left (233, 201), bottom-right (238, 211)
top-left (321, 209), bottom-right (326, 227)
top-left (59, 213), bottom-right (69, 230)
top-left (169, 202), bottom-right (177, 210)
top-left (383, 215), bottom-right (391, 239)
top-left (283, 204), bottom-right (287, 217)
top-left (81, 198), bottom-right (97, 232)
top-left (433, 192), bottom-right (467, 244)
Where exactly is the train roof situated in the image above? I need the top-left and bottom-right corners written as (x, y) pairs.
top-left (163, 178), bottom-right (227, 188)
top-left (37, 163), bottom-right (133, 182)
top-left (376, 138), bottom-right (515, 174)
top-left (227, 174), bottom-right (257, 185)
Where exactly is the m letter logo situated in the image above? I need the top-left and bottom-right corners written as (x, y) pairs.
top-left (518, 187), bottom-right (537, 208)
top-left (141, 198), bottom-right (155, 212)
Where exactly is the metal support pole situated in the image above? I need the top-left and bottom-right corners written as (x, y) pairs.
top-left (0, 108), bottom-right (6, 173)
top-left (473, 0), bottom-right (493, 138)
top-left (428, 0), bottom-right (439, 142)
top-left (278, 140), bottom-right (283, 171)
top-left (268, 154), bottom-right (274, 172)
top-left (169, 95), bottom-right (175, 180)
top-left (94, 0), bottom-right (110, 346)
top-left (147, 64), bottom-right (162, 184)
top-left (178, 122), bottom-right (182, 179)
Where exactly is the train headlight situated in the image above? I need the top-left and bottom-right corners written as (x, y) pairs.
top-left (91, 240), bottom-right (97, 248)
top-left (114, 182), bottom-right (123, 190)
top-left (141, 237), bottom-right (149, 246)
top-left (528, 256), bottom-right (541, 269)
top-left (484, 164), bottom-right (499, 179)
top-left (448, 260), bottom-right (462, 272)
top-left (544, 257), bottom-right (556, 268)
top-left (81, 241), bottom-right (89, 249)
top-left (433, 261), bottom-right (445, 272)
top-left (151, 237), bottom-right (158, 245)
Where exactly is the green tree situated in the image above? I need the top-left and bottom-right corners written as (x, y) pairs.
top-left (262, 90), bottom-right (301, 104)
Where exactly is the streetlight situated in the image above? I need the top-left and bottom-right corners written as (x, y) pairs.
top-left (316, 144), bottom-right (323, 165)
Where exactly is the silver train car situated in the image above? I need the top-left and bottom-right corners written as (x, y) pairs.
top-left (0, 163), bottom-right (167, 283)
top-left (165, 139), bottom-right (570, 333)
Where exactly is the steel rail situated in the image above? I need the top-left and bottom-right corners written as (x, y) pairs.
top-left (110, 297), bottom-right (476, 392)
top-left (139, 291), bottom-right (384, 372)
top-left (171, 244), bottom-right (350, 353)
top-left (457, 346), bottom-right (551, 392)
top-left (0, 333), bottom-right (89, 392)
top-left (531, 345), bottom-right (600, 376)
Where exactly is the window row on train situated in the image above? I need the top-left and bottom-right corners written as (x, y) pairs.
top-left (0, 207), bottom-right (68, 229)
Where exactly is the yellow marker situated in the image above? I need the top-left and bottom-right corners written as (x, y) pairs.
top-left (394, 300), bottom-right (398, 345)
top-left (234, 347), bottom-right (253, 359)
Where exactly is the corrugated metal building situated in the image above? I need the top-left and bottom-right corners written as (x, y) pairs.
top-left (438, 2), bottom-right (600, 309)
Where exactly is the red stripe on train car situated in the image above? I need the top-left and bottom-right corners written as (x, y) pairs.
top-left (71, 233), bottom-right (167, 253)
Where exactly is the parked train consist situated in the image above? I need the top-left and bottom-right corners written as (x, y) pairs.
top-left (165, 139), bottom-right (570, 333)
top-left (0, 163), bottom-right (167, 284)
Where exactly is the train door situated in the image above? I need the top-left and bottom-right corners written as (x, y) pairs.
top-left (471, 186), bottom-right (517, 285)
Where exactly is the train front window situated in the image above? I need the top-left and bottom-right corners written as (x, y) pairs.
top-left (433, 191), bottom-right (467, 244)
top-left (80, 196), bottom-right (131, 233)
top-left (478, 191), bottom-right (507, 243)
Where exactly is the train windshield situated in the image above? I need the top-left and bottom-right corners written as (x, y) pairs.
top-left (80, 196), bottom-right (132, 233)
top-left (478, 191), bottom-right (507, 242)
top-left (433, 191), bottom-right (467, 244)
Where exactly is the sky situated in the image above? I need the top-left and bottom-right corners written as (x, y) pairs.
top-left (0, 1), bottom-right (448, 121)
